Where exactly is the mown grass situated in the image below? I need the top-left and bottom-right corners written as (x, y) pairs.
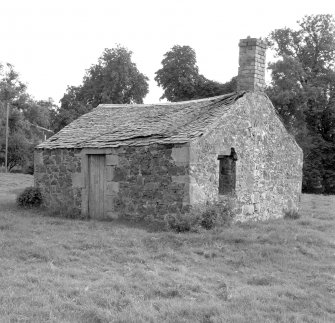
top-left (0, 174), bottom-right (334, 322)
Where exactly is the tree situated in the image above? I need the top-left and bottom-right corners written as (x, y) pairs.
top-left (82, 46), bottom-right (149, 106)
top-left (4, 132), bottom-right (31, 171)
top-left (51, 86), bottom-right (88, 132)
top-left (0, 63), bottom-right (27, 171)
top-left (267, 14), bottom-right (335, 193)
top-left (155, 45), bottom-right (237, 102)
top-left (0, 63), bottom-right (53, 171)
top-left (54, 45), bottom-right (149, 131)
top-left (0, 105), bottom-right (32, 171)
top-left (0, 63), bottom-right (27, 103)
top-left (21, 99), bottom-right (53, 130)
top-left (197, 76), bottom-right (237, 99)
top-left (155, 45), bottom-right (201, 101)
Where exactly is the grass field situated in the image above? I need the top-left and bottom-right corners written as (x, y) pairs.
top-left (0, 174), bottom-right (334, 322)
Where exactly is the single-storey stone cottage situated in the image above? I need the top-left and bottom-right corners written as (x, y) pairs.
top-left (34, 38), bottom-right (303, 221)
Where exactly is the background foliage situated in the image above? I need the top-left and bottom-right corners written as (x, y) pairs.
top-left (266, 14), bottom-right (335, 193)
top-left (0, 64), bottom-right (54, 172)
top-left (52, 46), bottom-right (149, 132)
top-left (155, 45), bottom-right (237, 102)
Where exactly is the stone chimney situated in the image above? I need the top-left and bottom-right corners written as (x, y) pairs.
top-left (237, 37), bottom-right (267, 92)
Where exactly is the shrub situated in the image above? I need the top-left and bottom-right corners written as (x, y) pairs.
top-left (165, 199), bottom-right (235, 233)
top-left (16, 187), bottom-right (43, 208)
top-left (165, 212), bottom-right (201, 232)
top-left (284, 209), bottom-right (301, 220)
top-left (199, 200), bottom-right (234, 229)
top-left (164, 211), bottom-right (202, 233)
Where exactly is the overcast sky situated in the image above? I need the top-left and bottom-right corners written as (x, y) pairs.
top-left (1, 0), bottom-right (334, 105)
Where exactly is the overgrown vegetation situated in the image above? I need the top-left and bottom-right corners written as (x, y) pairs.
top-left (165, 200), bottom-right (234, 232)
top-left (284, 209), bottom-right (302, 220)
top-left (16, 186), bottom-right (42, 208)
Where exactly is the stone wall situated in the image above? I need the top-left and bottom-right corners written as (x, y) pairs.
top-left (105, 144), bottom-right (189, 220)
top-left (237, 37), bottom-right (267, 92)
top-left (34, 148), bottom-right (82, 211)
top-left (189, 92), bottom-right (303, 221)
top-left (34, 144), bottom-right (190, 219)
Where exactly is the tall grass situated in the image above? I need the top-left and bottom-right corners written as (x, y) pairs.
top-left (0, 174), bottom-right (334, 322)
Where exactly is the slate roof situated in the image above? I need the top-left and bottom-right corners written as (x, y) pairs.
top-left (37, 92), bottom-right (245, 149)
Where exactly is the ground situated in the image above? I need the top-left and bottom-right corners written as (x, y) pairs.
top-left (0, 173), bottom-right (334, 323)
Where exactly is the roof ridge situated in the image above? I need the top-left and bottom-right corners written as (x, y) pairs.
top-left (97, 92), bottom-right (239, 108)
top-left (81, 93), bottom-right (243, 146)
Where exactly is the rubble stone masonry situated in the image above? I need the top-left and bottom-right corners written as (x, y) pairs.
top-left (189, 92), bottom-right (303, 221)
top-left (34, 148), bottom-right (82, 210)
top-left (104, 144), bottom-right (189, 219)
top-left (237, 37), bottom-right (267, 92)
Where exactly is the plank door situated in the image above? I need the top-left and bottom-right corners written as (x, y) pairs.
top-left (88, 154), bottom-right (106, 219)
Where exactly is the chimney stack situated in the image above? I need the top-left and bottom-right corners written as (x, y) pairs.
top-left (237, 37), bottom-right (267, 92)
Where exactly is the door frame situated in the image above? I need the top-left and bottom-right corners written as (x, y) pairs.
top-left (87, 154), bottom-right (106, 219)
top-left (80, 148), bottom-right (120, 217)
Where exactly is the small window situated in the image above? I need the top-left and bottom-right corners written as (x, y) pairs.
top-left (218, 148), bottom-right (237, 195)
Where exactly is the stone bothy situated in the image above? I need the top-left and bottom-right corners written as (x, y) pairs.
top-left (34, 37), bottom-right (303, 221)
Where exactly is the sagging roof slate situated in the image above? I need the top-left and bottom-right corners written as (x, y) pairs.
top-left (37, 92), bottom-right (244, 149)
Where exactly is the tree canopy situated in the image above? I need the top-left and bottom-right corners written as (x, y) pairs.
top-left (0, 63), bottom-right (26, 103)
top-left (155, 45), bottom-right (236, 102)
top-left (53, 46), bottom-right (149, 132)
top-left (266, 14), bottom-right (335, 193)
top-left (0, 64), bottom-right (54, 171)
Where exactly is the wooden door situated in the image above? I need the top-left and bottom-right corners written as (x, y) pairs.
top-left (88, 155), bottom-right (106, 219)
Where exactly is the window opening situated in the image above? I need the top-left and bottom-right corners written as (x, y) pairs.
top-left (218, 148), bottom-right (237, 195)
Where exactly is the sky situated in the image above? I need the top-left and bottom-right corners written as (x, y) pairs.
top-left (0, 0), bottom-right (334, 105)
